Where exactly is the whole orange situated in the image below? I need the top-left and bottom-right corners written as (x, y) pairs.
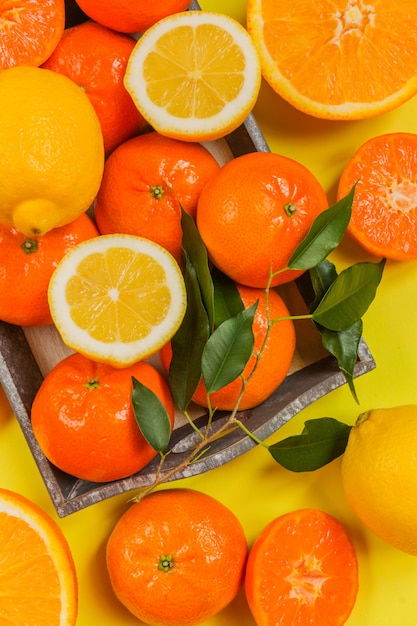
top-left (42, 20), bottom-right (147, 154)
top-left (196, 151), bottom-right (329, 288)
top-left (73, 0), bottom-right (192, 33)
top-left (31, 352), bottom-right (175, 482)
top-left (94, 132), bottom-right (220, 262)
top-left (160, 283), bottom-right (296, 411)
top-left (106, 488), bottom-right (248, 626)
top-left (0, 213), bottom-right (98, 327)
top-left (0, 0), bottom-right (65, 69)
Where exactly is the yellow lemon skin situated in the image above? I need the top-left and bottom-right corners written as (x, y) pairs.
top-left (0, 65), bottom-right (104, 236)
top-left (341, 405), bottom-right (417, 555)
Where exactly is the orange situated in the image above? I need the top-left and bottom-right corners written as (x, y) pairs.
top-left (196, 151), bottom-right (329, 288)
top-left (124, 10), bottom-right (261, 142)
top-left (0, 487), bottom-right (77, 625)
top-left (94, 132), bottom-right (220, 262)
top-left (31, 352), bottom-right (175, 482)
top-left (73, 0), bottom-right (191, 33)
top-left (0, 0), bottom-right (65, 69)
top-left (106, 488), bottom-right (248, 626)
top-left (0, 213), bottom-right (98, 327)
top-left (247, 0), bottom-right (417, 120)
top-left (338, 132), bottom-right (417, 260)
top-left (160, 283), bottom-right (296, 411)
top-left (42, 20), bottom-right (147, 155)
top-left (245, 508), bottom-right (359, 626)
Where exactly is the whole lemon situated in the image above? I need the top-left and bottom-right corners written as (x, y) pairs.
top-left (0, 65), bottom-right (104, 236)
top-left (341, 405), bottom-right (417, 555)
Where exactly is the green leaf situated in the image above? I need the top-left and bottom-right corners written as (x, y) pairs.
top-left (268, 417), bottom-right (352, 471)
top-left (308, 259), bottom-right (338, 312)
top-left (319, 320), bottom-right (363, 403)
top-left (212, 267), bottom-right (244, 326)
top-left (168, 253), bottom-right (210, 411)
top-left (312, 258), bottom-right (386, 330)
top-left (181, 209), bottom-right (214, 331)
top-left (202, 302), bottom-right (257, 394)
top-left (288, 185), bottom-right (355, 270)
top-left (132, 377), bottom-right (172, 452)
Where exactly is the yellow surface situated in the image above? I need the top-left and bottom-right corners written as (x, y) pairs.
top-left (2, 1), bottom-right (417, 624)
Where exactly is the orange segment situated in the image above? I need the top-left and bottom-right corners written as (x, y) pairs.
top-left (246, 0), bottom-right (417, 119)
top-left (0, 488), bottom-right (77, 625)
top-left (245, 509), bottom-right (358, 626)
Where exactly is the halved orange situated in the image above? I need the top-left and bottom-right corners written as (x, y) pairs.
top-left (0, 488), bottom-right (77, 625)
top-left (247, 0), bottom-right (417, 119)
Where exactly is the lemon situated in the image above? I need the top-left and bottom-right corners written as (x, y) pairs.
top-left (124, 10), bottom-right (261, 142)
top-left (0, 65), bottom-right (104, 236)
top-left (48, 234), bottom-right (187, 368)
top-left (341, 405), bottom-right (417, 555)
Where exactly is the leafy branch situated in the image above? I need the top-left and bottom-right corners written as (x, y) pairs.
top-left (131, 184), bottom-right (385, 499)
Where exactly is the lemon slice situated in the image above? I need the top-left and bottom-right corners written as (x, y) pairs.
top-left (124, 10), bottom-right (261, 142)
top-left (48, 234), bottom-right (186, 367)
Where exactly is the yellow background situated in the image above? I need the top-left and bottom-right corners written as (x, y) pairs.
top-left (2, 0), bottom-right (417, 624)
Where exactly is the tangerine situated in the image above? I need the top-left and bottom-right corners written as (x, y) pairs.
top-left (0, 213), bottom-right (98, 327)
top-left (94, 132), bottom-right (220, 262)
top-left (245, 508), bottom-right (359, 625)
top-left (106, 488), bottom-right (248, 626)
top-left (31, 352), bottom-right (175, 482)
top-left (338, 132), bottom-right (417, 260)
top-left (42, 20), bottom-right (147, 154)
top-left (196, 151), bottom-right (329, 287)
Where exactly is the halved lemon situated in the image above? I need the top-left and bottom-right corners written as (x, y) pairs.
top-left (48, 234), bottom-right (187, 367)
top-left (0, 488), bottom-right (78, 625)
top-left (124, 10), bottom-right (262, 142)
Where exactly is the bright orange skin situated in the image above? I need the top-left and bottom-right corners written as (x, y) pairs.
top-left (196, 151), bottom-right (329, 288)
top-left (106, 488), bottom-right (248, 626)
top-left (95, 132), bottom-right (220, 263)
top-left (42, 20), bottom-right (147, 155)
top-left (73, 0), bottom-right (192, 33)
top-left (338, 132), bottom-right (417, 260)
top-left (245, 509), bottom-right (359, 626)
top-left (31, 352), bottom-right (175, 482)
top-left (160, 284), bottom-right (296, 411)
top-left (0, 0), bottom-right (65, 69)
top-left (0, 213), bottom-right (98, 327)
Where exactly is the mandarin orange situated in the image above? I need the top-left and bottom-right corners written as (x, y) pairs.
top-left (42, 20), bottom-right (147, 154)
top-left (31, 352), bottom-right (175, 482)
top-left (196, 151), bottom-right (328, 288)
top-left (106, 488), bottom-right (248, 626)
top-left (94, 132), bottom-right (220, 262)
top-left (245, 508), bottom-right (359, 626)
top-left (0, 213), bottom-right (98, 327)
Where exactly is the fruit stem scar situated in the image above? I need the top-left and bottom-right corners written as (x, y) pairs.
top-left (284, 202), bottom-right (297, 216)
top-left (158, 554), bottom-right (174, 571)
top-left (84, 378), bottom-right (100, 390)
top-left (150, 185), bottom-right (165, 199)
top-left (21, 238), bottom-right (38, 254)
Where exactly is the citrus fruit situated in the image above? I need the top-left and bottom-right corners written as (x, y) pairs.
top-left (73, 0), bottom-right (191, 34)
top-left (247, 0), bottom-right (417, 120)
top-left (0, 214), bottom-right (98, 327)
top-left (31, 352), bottom-right (175, 482)
top-left (42, 20), bottom-right (148, 154)
top-left (48, 234), bottom-right (187, 368)
top-left (160, 284), bottom-right (296, 410)
top-left (94, 131), bottom-right (220, 262)
top-left (106, 488), bottom-right (248, 626)
top-left (196, 151), bottom-right (329, 287)
top-left (0, 65), bottom-right (104, 237)
top-left (245, 508), bottom-right (359, 626)
top-left (0, 0), bottom-right (65, 69)
top-left (0, 487), bottom-right (78, 625)
top-left (337, 132), bottom-right (417, 260)
top-left (341, 405), bottom-right (417, 556)
top-left (124, 10), bottom-right (262, 142)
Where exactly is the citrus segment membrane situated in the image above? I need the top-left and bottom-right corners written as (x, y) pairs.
top-left (124, 11), bottom-right (262, 141)
top-left (48, 234), bottom-right (186, 367)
